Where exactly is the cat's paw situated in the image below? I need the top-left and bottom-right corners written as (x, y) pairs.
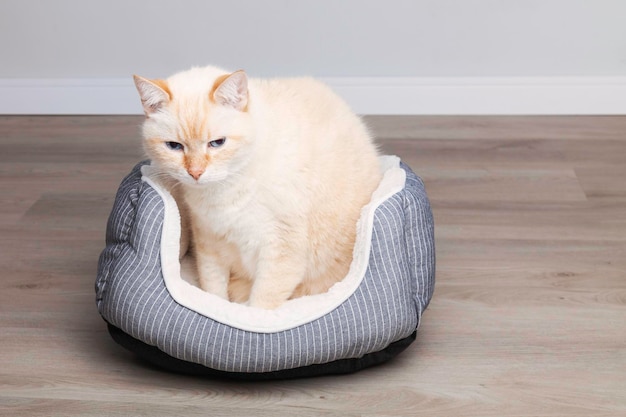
top-left (198, 279), bottom-right (229, 300)
top-left (247, 296), bottom-right (285, 310)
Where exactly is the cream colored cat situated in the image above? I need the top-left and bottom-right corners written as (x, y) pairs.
top-left (134, 66), bottom-right (381, 309)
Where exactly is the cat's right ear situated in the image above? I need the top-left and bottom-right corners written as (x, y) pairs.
top-left (133, 75), bottom-right (171, 117)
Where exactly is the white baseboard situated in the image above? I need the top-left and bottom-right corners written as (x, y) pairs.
top-left (1, 77), bottom-right (626, 115)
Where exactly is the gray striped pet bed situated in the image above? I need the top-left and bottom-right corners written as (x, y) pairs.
top-left (96, 156), bottom-right (435, 379)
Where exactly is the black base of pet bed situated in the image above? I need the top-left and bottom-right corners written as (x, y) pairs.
top-left (107, 323), bottom-right (416, 380)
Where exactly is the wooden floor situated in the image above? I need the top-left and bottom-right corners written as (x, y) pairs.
top-left (1, 115), bottom-right (625, 416)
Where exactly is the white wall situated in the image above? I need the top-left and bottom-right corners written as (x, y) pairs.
top-left (1, 0), bottom-right (626, 114)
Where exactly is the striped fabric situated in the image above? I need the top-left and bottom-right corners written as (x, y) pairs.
top-left (96, 160), bottom-right (435, 373)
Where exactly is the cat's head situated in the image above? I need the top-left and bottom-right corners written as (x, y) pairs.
top-left (134, 67), bottom-right (254, 186)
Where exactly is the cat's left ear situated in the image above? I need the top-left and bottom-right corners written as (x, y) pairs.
top-left (212, 70), bottom-right (248, 111)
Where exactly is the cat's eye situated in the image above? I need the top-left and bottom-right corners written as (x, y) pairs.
top-left (165, 141), bottom-right (184, 151)
top-left (209, 138), bottom-right (226, 148)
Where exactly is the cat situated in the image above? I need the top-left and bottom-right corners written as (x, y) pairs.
top-left (133, 65), bottom-right (381, 309)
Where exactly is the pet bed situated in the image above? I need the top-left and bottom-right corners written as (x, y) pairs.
top-left (96, 155), bottom-right (435, 379)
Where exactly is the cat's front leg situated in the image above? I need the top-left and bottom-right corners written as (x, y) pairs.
top-left (247, 239), bottom-right (307, 309)
top-left (195, 249), bottom-right (230, 301)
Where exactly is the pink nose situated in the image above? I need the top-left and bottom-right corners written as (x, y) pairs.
top-left (187, 167), bottom-right (204, 180)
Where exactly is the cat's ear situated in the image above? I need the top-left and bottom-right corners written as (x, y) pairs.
top-left (133, 75), bottom-right (171, 117)
top-left (211, 70), bottom-right (248, 111)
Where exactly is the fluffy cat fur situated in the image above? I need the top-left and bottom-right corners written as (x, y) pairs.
top-left (134, 66), bottom-right (381, 309)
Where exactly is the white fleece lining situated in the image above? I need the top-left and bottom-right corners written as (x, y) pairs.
top-left (141, 155), bottom-right (406, 333)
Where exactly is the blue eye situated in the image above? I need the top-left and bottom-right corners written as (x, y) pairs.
top-left (166, 141), bottom-right (184, 151)
top-left (209, 138), bottom-right (226, 148)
